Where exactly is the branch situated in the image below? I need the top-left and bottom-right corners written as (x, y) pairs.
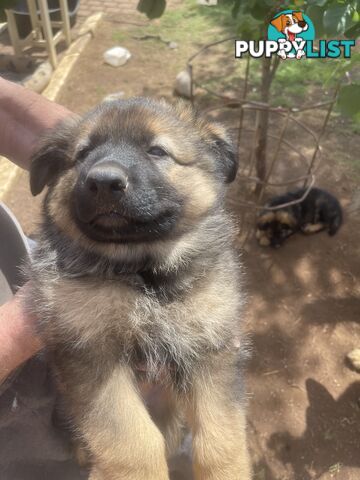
top-left (269, 55), bottom-right (280, 85)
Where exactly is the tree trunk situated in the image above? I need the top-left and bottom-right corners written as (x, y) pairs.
top-left (254, 55), bottom-right (273, 196)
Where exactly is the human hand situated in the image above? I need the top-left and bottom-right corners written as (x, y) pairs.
top-left (0, 77), bottom-right (71, 169)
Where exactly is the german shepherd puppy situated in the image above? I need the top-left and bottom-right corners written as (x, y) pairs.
top-left (25, 98), bottom-right (251, 480)
top-left (256, 187), bottom-right (343, 248)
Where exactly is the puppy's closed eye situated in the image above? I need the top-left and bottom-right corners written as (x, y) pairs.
top-left (75, 143), bottom-right (94, 161)
top-left (147, 146), bottom-right (168, 158)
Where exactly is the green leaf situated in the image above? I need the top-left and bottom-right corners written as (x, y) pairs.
top-left (344, 20), bottom-right (360, 37)
top-left (323, 5), bottom-right (352, 35)
top-left (332, 53), bottom-right (360, 78)
top-left (236, 13), bottom-right (263, 40)
top-left (232, 0), bottom-right (242, 18)
top-left (0, 0), bottom-right (20, 8)
top-left (354, 111), bottom-right (360, 123)
top-left (307, 0), bottom-right (327, 6)
top-left (307, 5), bottom-right (325, 37)
top-left (137, 0), bottom-right (166, 19)
top-left (329, 53), bottom-right (360, 81)
top-left (338, 84), bottom-right (360, 118)
top-left (250, 0), bottom-right (271, 21)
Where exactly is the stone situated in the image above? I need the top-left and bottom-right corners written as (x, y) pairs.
top-left (103, 46), bottom-right (131, 67)
top-left (175, 69), bottom-right (192, 98)
top-left (346, 349), bottom-right (360, 372)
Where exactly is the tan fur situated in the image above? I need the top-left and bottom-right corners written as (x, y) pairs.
top-left (275, 210), bottom-right (296, 226)
top-left (256, 233), bottom-right (271, 247)
top-left (257, 211), bottom-right (275, 225)
top-left (81, 366), bottom-right (169, 480)
top-left (167, 165), bottom-right (217, 219)
top-left (36, 256), bottom-right (247, 479)
top-left (42, 253), bottom-right (241, 356)
top-left (187, 356), bottom-right (251, 480)
top-left (27, 98), bottom-right (250, 480)
top-left (302, 222), bottom-right (324, 234)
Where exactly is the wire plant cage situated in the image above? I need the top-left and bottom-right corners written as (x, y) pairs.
top-left (184, 37), bottom-right (340, 246)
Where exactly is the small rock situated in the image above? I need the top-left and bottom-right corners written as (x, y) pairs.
top-left (197, 0), bottom-right (218, 5)
top-left (346, 348), bottom-right (360, 372)
top-left (175, 69), bottom-right (192, 98)
top-left (11, 395), bottom-right (18, 412)
top-left (103, 91), bottom-right (126, 102)
top-left (103, 47), bottom-right (131, 67)
top-left (168, 41), bottom-right (178, 49)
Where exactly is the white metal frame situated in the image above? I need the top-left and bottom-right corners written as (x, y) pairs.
top-left (5, 0), bottom-right (71, 68)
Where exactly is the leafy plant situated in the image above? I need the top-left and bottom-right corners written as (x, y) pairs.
top-left (232, 0), bottom-right (360, 189)
top-left (137, 0), bottom-right (359, 189)
top-left (137, 0), bottom-right (166, 19)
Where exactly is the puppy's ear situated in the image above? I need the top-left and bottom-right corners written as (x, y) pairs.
top-left (30, 118), bottom-right (77, 196)
top-left (205, 123), bottom-right (238, 183)
top-left (212, 136), bottom-right (238, 183)
top-left (174, 102), bottom-right (238, 183)
top-left (270, 14), bottom-right (285, 32)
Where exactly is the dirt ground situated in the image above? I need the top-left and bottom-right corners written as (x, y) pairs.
top-left (3, 13), bottom-right (360, 480)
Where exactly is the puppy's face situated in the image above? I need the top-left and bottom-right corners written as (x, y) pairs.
top-left (30, 98), bottom-right (237, 257)
top-left (256, 211), bottom-right (296, 248)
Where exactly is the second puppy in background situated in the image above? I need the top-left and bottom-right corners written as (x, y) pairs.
top-left (256, 187), bottom-right (343, 248)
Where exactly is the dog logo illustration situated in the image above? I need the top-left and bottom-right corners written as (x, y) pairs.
top-left (235, 10), bottom-right (354, 60)
top-left (268, 10), bottom-right (315, 59)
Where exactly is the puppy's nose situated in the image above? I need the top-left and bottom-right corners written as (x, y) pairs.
top-left (298, 20), bottom-right (306, 28)
top-left (85, 164), bottom-right (128, 196)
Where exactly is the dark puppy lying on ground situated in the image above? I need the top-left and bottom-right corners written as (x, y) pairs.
top-left (256, 187), bottom-right (343, 248)
top-left (25, 98), bottom-right (251, 480)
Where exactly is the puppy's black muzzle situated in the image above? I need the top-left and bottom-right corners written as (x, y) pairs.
top-left (75, 161), bottom-right (129, 224)
top-left (72, 144), bottom-right (183, 243)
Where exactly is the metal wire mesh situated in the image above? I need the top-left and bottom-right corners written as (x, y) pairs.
top-left (184, 37), bottom-right (339, 245)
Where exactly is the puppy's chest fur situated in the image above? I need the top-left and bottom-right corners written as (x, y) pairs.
top-left (30, 250), bottom-right (241, 384)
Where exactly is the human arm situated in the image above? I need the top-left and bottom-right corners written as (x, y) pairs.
top-left (0, 76), bottom-right (70, 169)
top-left (0, 287), bottom-right (41, 383)
top-left (0, 78), bottom-right (71, 382)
